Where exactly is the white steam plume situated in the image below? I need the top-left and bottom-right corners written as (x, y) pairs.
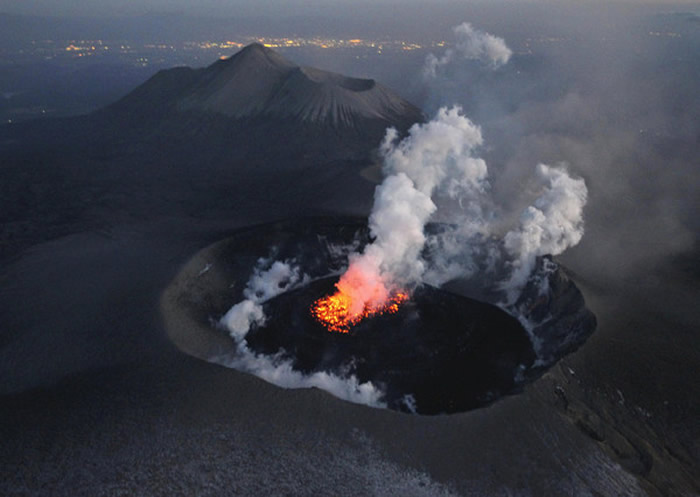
top-left (381, 106), bottom-right (488, 198)
top-left (334, 104), bottom-right (588, 315)
top-left (213, 351), bottom-right (385, 408)
top-left (502, 164), bottom-right (588, 299)
top-left (367, 106), bottom-right (588, 309)
top-left (424, 22), bottom-right (512, 79)
top-left (334, 106), bottom-right (489, 314)
top-left (220, 258), bottom-right (305, 340)
top-left (417, 163), bottom-right (588, 301)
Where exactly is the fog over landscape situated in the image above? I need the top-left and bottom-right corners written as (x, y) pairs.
top-left (0, 1), bottom-right (698, 495)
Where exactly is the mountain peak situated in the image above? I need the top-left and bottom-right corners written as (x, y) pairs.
top-left (221, 42), bottom-right (295, 71)
top-left (241, 42), bottom-right (267, 52)
top-left (238, 42), bottom-right (272, 55)
top-left (123, 43), bottom-right (423, 128)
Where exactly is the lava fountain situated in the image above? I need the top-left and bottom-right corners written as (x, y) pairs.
top-left (311, 286), bottom-right (409, 333)
top-left (310, 260), bottom-right (409, 333)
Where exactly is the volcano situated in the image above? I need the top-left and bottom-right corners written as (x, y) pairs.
top-left (175, 44), bottom-right (422, 127)
top-left (104, 43), bottom-right (424, 146)
top-left (247, 277), bottom-right (536, 414)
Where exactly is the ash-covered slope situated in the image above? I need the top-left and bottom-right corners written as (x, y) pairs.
top-left (113, 43), bottom-right (423, 129)
top-left (0, 46), bottom-right (424, 261)
top-left (179, 43), bottom-right (297, 119)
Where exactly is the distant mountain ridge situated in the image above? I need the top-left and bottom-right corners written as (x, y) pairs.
top-left (112, 43), bottom-right (423, 129)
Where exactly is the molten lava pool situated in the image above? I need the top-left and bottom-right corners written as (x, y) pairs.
top-left (245, 276), bottom-right (536, 414)
top-left (311, 288), bottom-right (409, 333)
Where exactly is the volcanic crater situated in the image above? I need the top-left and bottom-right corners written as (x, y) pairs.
top-left (162, 217), bottom-right (596, 415)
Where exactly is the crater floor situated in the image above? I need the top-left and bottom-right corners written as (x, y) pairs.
top-left (249, 277), bottom-right (536, 414)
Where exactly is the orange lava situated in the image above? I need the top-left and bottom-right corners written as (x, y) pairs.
top-left (311, 286), bottom-right (409, 333)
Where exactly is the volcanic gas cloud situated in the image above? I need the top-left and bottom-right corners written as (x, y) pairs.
top-left (310, 105), bottom-right (488, 332)
top-left (310, 104), bottom-right (587, 334)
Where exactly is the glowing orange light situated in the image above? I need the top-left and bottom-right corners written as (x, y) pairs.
top-left (311, 285), bottom-right (409, 333)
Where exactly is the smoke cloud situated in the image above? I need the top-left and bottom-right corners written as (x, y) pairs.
top-left (341, 105), bottom-right (587, 310)
top-left (423, 22), bottom-right (512, 79)
top-left (420, 22), bottom-right (513, 122)
top-left (332, 106), bottom-right (490, 316)
top-left (220, 258), bottom-right (306, 340)
top-left (213, 350), bottom-right (385, 408)
top-left (502, 164), bottom-right (588, 298)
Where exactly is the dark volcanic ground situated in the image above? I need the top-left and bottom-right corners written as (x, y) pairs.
top-left (1, 49), bottom-right (699, 496)
top-left (0, 179), bottom-right (697, 495)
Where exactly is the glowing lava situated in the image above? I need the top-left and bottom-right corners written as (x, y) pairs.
top-left (311, 286), bottom-right (409, 333)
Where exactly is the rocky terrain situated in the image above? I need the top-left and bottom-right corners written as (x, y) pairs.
top-left (0, 44), bottom-right (698, 496)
